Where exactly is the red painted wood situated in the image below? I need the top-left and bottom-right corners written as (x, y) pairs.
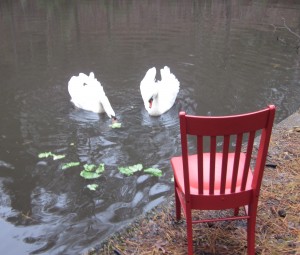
top-left (171, 105), bottom-right (276, 255)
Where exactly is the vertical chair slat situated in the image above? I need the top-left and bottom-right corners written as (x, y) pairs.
top-left (241, 131), bottom-right (255, 191)
top-left (220, 135), bottom-right (230, 194)
top-left (197, 135), bottom-right (204, 194)
top-left (210, 136), bottom-right (216, 195)
top-left (180, 113), bottom-right (191, 199)
top-left (231, 133), bottom-right (243, 193)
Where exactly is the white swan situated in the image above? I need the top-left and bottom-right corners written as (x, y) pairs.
top-left (68, 72), bottom-right (116, 120)
top-left (140, 66), bottom-right (180, 116)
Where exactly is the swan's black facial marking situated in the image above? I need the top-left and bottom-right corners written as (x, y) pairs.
top-left (83, 83), bottom-right (87, 86)
top-left (148, 97), bottom-right (153, 108)
top-left (111, 116), bottom-right (117, 121)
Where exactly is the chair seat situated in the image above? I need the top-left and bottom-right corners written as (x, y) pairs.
top-left (171, 153), bottom-right (253, 196)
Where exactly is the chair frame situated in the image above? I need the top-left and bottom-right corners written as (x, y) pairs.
top-left (171, 105), bottom-right (276, 255)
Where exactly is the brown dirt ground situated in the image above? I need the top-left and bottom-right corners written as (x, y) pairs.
top-left (87, 123), bottom-right (300, 255)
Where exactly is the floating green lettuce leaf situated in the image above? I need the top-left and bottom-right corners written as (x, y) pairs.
top-left (86, 184), bottom-right (99, 191)
top-left (109, 122), bottom-right (122, 128)
top-left (144, 168), bottom-right (162, 177)
top-left (38, 152), bottom-right (65, 160)
top-left (52, 154), bottom-right (66, 160)
top-left (118, 164), bottom-right (143, 176)
top-left (80, 170), bottom-right (101, 179)
top-left (38, 152), bottom-right (53, 158)
top-left (80, 164), bottom-right (105, 179)
top-left (95, 163), bottom-right (105, 174)
top-left (83, 164), bottom-right (97, 172)
top-left (62, 162), bottom-right (80, 170)
top-left (82, 164), bottom-right (105, 173)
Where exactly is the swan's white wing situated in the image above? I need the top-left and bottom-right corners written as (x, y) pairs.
top-left (157, 66), bottom-right (180, 113)
top-left (140, 67), bottom-right (157, 108)
top-left (68, 75), bottom-right (85, 103)
top-left (141, 67), bottom-right (156, 83)
top-left (89, 76), bottom-right (115, 117)
top-left (100, 93), bottom-right (116, 118)
top-left (68, 72), bottom-right (112, 114)
top-left (89, 72), bottom-right (95, 79)
top-left (160, 66), bottom-right (171, 80)
top-left (78, 73), bottom-right (89, 80)
top-left (160, 66), bottom-right (180, 92)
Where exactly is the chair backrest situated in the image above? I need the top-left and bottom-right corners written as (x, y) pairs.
top-left (179, 105), bottom-right (275, 197)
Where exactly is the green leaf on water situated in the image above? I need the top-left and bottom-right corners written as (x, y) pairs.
top-left (95, 163), bottom-right (105, 174)
top-left (83, 164), bottom-right (97, 172)
top-left (86, 184), bottom-right (99, 191)
top-left (38, 152), bottom-right (53, 158)
top-left (38, 152), bottom-right (65, 160)
top-left (80, 163), bottom-right (105, 179)
top-left (109, 122), bottom-right (122, 128)
top-left (52, 154), bottom-right (66, 160)
top-left (144, 168), bottom-right (162, 177)
top-left (80, 170), bottom-right (101, 179)
top-left (61, 162), bottom-right (80, 170)
top-left (118, 164), bottom-right (143, 176)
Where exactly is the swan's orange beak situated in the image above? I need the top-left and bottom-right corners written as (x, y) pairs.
top-left (148, 98), bottom-right (153, 109)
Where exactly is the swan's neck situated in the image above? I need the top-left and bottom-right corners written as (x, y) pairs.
top-left (100, 95), bottom-right (116, 119)
top-left (148, 95), bottom-right (162, 116)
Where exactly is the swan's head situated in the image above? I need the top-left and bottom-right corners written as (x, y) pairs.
top-left (111, 115), bottom-right (117, 123)
top-left (142, 90), bottom-right (159, 110)
top-left (146, 88), bottom-right (159, 109)
top-left (148, 97), bottom-right (154, 108)
top-left (140, 67), bottom-right (160, 110)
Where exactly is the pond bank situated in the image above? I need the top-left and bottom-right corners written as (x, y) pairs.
top-left (87, 108), bottom-right (300, 255)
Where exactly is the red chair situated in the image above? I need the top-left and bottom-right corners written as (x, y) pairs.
top-left (171, 105), bottom-right (275, 255)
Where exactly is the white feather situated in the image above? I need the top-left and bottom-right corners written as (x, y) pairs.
top-left (140, 66), bottom-right (180, 116)
top-left (68, 72), bottom-right (116, 119)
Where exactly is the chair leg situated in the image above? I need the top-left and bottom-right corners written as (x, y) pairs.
top-left (174, 182), bottom-right (181, 221)
top-left (247, 204), bottom-right (258, 255)
top-left (247, 217), bottom-right (256, 255)
top-left (186, 209), bottom-right (194, 255)
top-left (175, 192), bottom-right (181, 220)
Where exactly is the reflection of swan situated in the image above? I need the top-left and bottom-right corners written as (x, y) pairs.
top-left (68, 72), bottom-right (116, 120)
top-left (140, 66), bottom-right (180, 116)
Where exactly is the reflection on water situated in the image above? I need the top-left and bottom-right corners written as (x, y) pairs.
top-left (1, 0), bottom-right (300, 254)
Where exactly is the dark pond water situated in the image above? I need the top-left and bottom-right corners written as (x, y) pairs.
top-left (1, 0), bottom-right (300, 254)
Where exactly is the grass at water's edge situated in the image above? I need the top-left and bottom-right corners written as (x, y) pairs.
top-left (87, 127), bottom-right (300, 255)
